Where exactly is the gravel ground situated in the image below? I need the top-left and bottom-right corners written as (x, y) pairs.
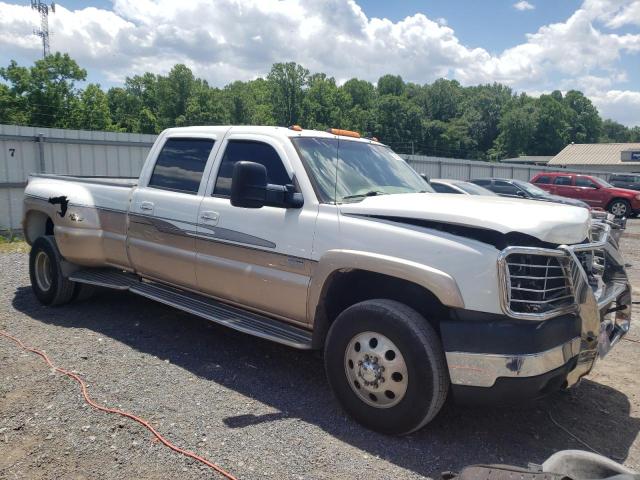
top-left (1, 222), bottom-right (640, 479)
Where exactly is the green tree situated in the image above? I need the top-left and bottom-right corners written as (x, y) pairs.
top-left (422, 79), bottom-right (463, 122)
top-left (377, 74), bottom-right (404, 96)
top-left (532, 94), bottom-right (571, 155)
top-left (267, 62), bottom-right (309, 126)
top-left (300, 73), bottom-right (345, 130)
top-left (563, 90), bottom-right (601, 143)
top-left (71, 83), bottom-right (112, 130)
top-left (0, 53), bottom-right (86, 128)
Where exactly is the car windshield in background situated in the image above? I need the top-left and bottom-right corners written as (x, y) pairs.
top-left (453, 181), bottom-right (496, 195)
top-left (513, 180), bottom-right (549, 197)
top-left (292, 137), bottom-right (432, 203)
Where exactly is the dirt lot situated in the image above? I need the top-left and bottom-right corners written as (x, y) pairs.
top-left (1, 222), bottom-right (640, 480)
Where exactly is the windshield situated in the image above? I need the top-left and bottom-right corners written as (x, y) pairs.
top-left (292, 137), bottom-right (432, 203)
top-left (513, 180), bottom-right (549, 197)
top-left (453, 181), bottom-right (497, 195)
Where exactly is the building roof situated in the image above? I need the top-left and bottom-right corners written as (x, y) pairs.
top-left (549, 143), bottom-right (640, 166)
top-left (501, 156), bottom-right (552, 164)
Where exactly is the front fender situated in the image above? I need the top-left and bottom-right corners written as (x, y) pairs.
top-left (307, 249), bottom-right (465, 324)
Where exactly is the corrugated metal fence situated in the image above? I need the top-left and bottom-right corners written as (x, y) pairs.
top-left (402, 154), bottom-right (612, 183)
top-left (0, 124), bottom-right (155, 231)
top-left (0, 124), bottom-right (613, 232)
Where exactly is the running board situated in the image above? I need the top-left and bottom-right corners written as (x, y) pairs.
top-left (69, 269), bottom-right (313, 349)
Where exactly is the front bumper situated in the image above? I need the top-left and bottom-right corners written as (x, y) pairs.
top-left (444, 223), bottom-right (631, 400)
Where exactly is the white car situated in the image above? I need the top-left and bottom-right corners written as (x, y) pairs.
top-left (430, 178), bottom-right (497, 196)
top-left (22, 125), bottom-right (631, 434)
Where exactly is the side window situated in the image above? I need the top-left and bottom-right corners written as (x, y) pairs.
top-left (431, 183), bottom-right (459, 193)
top-left (493, 180), bottom-right (520, 196)
top-left (575, 177), bottom-right (597, 188)
top-left (214, 140), bottom-right (291, 197)
top-left (553, 176), bottom-right (572, 186)
top-left (534, 175), bottom-right (551, 184)
top-left (472, 179), bottom-right (491, 186)
top-left (148, 138), bottom-right (215, 194)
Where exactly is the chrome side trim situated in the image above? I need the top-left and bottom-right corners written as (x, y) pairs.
top-left (446, 337), bottom-right (581, 387)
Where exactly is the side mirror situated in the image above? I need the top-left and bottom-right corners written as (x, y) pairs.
top-left (231, 161), bottom-right (267, 208)
top-left (516, 191), bottom-right (527, 198)
top-left (420, 173), bottom-right (430, 184)
top-left (230, 161), bottom-right (304, 209)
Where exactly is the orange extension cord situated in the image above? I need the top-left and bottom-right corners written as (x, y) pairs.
top-left (0, 330), bottom-right (238, 480)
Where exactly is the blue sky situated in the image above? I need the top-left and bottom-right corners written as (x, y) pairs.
top-left (1, 0), bottom-right (639, 125)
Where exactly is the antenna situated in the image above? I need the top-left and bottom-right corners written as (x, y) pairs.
top-left (31, 0), bottom-right (55, 58)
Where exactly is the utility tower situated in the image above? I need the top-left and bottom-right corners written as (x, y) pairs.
top-left (31, 0), bottom-right (55, 58)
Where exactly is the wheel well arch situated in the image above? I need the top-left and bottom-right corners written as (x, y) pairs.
top-left (311, 269), bottom-right (451, 349)
top-left (23, 210), bottom-right (54, 245)
top-left (606, 197), bottom-right (630, 208)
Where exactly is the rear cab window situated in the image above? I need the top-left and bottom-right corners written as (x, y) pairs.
top-left (148, 138), bottom-right (215, 194)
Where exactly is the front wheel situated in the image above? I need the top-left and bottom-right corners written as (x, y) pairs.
top-left (29, 236), bottom-right (76, 306)
top-left (324, 299), bottom-right (449, 435)
top-left (608, 199), bottom-right (631, 218)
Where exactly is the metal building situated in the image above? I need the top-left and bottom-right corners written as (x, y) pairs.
top-left (549, 143), bottom-right (640, 173)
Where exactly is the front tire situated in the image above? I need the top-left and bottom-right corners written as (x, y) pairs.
top-left (29, 236), bottom-right (76, 306)
top-left (608, 199), bottom-right (631, 218)
top-left (324, 299), bottom-right (449, 435)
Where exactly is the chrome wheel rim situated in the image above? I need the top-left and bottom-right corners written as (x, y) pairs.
top-left (611, 202), bottom-right (627, 216)
top-left (344, 331), bottom-right (408, 408)
top-left (34, 250), bottom-right (52, 292)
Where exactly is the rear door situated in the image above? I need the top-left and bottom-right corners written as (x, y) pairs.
top-left (574, 175), bottom-right (607, 207)
top-left (195, 134), bottom-right (317, 325)
top-left (550, 175), bottom-right (574, 198)
top-left (127, 135), bottom-right (221, 289)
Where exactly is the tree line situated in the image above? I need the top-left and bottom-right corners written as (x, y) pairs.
top-left (1, 53), bottom-right (639, 160)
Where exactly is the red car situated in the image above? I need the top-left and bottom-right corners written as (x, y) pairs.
top-left (531, 172), bottom-right (640, 217)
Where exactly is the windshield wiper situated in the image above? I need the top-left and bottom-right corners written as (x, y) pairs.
top-left (342, 190), bottom-right (387, 200)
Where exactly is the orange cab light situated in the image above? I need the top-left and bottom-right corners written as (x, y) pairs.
top-left (289, 125), bottom-right (303, 131)
top-left (328, 128), bottom-right (361, 138)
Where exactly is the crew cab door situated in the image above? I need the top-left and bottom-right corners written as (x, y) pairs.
top-left (195, 135), bottom-right (316, 324)
top-left (127, 136), bottom-right (220, 289)
top-left (574, 176), bottom-right (606, 207)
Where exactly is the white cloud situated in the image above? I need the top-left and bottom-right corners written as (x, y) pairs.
top-left (513, 1), bottom-right (535, 11)
top-left (0, 0), bottom-right (638, 125)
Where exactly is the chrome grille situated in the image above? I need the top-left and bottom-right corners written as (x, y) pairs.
top-left (504, 253), bottom-right (575, 316)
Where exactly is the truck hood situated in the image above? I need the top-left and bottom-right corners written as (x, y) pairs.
top-left (340, 193), bottom-right (591, 245)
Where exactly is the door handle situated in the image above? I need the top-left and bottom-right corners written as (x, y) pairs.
top-left (200, 211), bottom-right (219, 222)
top-left (139, 201), bottom-right (154, 212)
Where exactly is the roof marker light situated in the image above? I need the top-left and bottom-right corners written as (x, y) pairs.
top-left (328, 128), bottom-right (361, 138)
top-left (289, 125), bottom-right (303, 131)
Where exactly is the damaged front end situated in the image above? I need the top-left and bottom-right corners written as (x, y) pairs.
top-left (498, 219), bottom-right (630, 387)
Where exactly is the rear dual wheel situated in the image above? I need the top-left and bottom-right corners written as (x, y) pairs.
top-left (324, 299), bottom-right (449, 435)
top-left (29, 236), bottom-right (90, 306)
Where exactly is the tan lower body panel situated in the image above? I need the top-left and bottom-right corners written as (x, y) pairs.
top-left (196, 238), bottom-right (314, 324)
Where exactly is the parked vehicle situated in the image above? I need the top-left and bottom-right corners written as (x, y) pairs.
top-left (608, 173), bottom-right (640, 191)
top-left (430, 179), bottom-right (497, 196)
top-left (470, 178), bottom-right (591, 209)
top-left (531, 172), bottom-right (640, 217)
top-left (22, 126), bottom-right (631, 435)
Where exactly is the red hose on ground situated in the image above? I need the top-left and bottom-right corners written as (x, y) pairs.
top-left (0, 330), bottom-right (238, 480)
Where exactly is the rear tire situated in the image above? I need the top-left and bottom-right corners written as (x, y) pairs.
top-left (608, 199), bottom-right (631, 218)
top-left (29, 236), bottom-right (76, 306)
top-left (324, 299), bottom-right (449, 435)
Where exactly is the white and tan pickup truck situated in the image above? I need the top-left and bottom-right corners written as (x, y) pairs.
top-left (22, 125), bottom-right (631, 434)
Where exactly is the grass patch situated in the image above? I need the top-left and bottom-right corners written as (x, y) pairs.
top-left (0, 232), bottom-right (29, 254)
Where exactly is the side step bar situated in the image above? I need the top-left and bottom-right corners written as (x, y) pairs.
top-left (69, 269), bottom-right (313, 349)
